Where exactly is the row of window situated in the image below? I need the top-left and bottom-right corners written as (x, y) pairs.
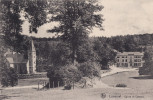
top-left (117, 56), bottom-right (127, 58)
top-left (134, 59), bottom-right (141, 62)
top-left (134, 63), bottom-right (141, 66)
top-left (117, 59), bottom-right (142, 62)
top-left (117, 55), bottom-right (142, 58)
top-left (134, 56), bottom-right (142, 58)
top-left (117, 63), bottom-right (142, 67)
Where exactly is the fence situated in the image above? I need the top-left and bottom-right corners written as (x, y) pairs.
top-left (37, 80), bottom-right (87, 90)
top-left (18, 73), bottom-right (47, 79)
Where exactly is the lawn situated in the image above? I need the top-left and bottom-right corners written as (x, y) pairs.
top-left (1, 70), bottom-right (153, 100)
top-left (101, 70), bottom-right (153, 90)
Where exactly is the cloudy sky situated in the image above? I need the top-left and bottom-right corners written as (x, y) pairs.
top-left (22, 0), bottom-right (153, 37)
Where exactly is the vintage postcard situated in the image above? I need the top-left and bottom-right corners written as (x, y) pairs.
top-left (0, 0), bottom-right (153, 100)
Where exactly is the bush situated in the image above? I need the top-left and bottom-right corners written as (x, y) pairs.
top-left (139, 50), bottom-right (153, 76)
top-left (78, 61), bottom-right (101, 78)
top-left (47, 64), bottom-right (82, 88)
top-left (64, 84), bottom-right (72, 90)
top-left (139, 61), bottom-right (153, 76)
top-left (116, 84), bottom-right (127, 87)
top-left (1, 67), bottom-right (18, 87)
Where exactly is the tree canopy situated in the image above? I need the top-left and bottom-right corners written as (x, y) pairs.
top-left (48, 0), bottom-right (104, 63)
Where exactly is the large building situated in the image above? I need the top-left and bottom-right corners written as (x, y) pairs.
top-left (4, 40), bottom-right (36, 74)
top-left (116, 52), bottom-right (144, 68)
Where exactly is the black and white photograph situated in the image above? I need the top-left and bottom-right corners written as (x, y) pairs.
top-left (0, 0), bottom-right (153, 100)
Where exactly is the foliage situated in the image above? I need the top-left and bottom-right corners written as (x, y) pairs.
top-left (102, 34), bottom-right (153, 52)
top-left (47, 41), bottom-right (72, 67)
top-left (116, 84), bottom-right (127, 87)
top-left (1, 65), bottom-right (18, 87)
top-left (76, 39), bottom-right (98, 63)
top-left (48, 0), bottom-right (104, 63)
top-left (1, 0), bottom-right (29, 55)
top-left (23, 0), bottom-right (48, 33)
top-left (1, 0), bottom-right (48, 55)
top-left (0, 36), bottom-right (18, 87)
top-left (47, 64), bottom-right (82, 87)
top-left (93, 39), bottom-right (116, 69)
top-left (139, 49), bottom-right (153, 75)
top-left (78, 61), bottom-right (101, 78)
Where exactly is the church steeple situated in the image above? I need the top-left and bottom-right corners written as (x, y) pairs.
top-left (27, 39), bottom-right (36, 74)
top-left (31, 40), bottom-right (36, 52)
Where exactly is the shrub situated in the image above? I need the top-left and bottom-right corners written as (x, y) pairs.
top-left (116, 84), bottom-right (127, 87)
top-left (78, 61), bottom-right (101, 78)
top-left (139, 50), bottom-right (153, 76)
top-left (64, 84), bottom-right (72, 90)
top-left (1, 67), bottom-right (18, 87)
top-left (47, 64), bottom-right (82, 88)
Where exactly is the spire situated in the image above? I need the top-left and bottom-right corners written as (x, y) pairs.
top-left (31, 39), bottom-right (36, 52)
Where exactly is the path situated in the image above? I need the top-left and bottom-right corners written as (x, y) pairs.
top-left (92, 66), bottom-right (137, 88)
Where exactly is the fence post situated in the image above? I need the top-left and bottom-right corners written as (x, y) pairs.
top-left (85, 80), bottom-right (86, 88)
top-left (53, 81), bottom-right (54, 89)
top-left (49, 81), bottom-right (50, 89)
top-left (58, 81), bottom-right (59, 88)
top-left (43, 82), bottom-right (45, 90)
top-left (0, 89), bottom-right (2, 95)
top-left (45, 81), bottom-right (46, 87)
top-left (73, 81), bottom-right (74, 89)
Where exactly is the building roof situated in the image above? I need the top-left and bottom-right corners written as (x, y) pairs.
top-left (117, 52), bottom-right (144, 56)
top-left (13, 53), bottom-right (28, 63)
top-left (6, 57), bottom-right (14, 64)
top-left (5, 51), bottom-right (28, 64)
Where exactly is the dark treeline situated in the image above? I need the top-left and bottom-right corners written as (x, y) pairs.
top-left (94, 33), bottom-right (153, 52)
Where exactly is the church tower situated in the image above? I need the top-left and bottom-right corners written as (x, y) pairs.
top-left (27, 39), bottom-right (36, 74)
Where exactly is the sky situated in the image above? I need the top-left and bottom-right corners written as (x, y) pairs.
top-left (22, 0), bottom-right (153, 38)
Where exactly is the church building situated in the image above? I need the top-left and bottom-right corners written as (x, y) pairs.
top-left (4, 40), bottom-right (37, 74)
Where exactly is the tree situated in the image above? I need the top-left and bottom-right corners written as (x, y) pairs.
top-left (47, 41), bottom-right (72, 67)
top-left (93, 39), bottom-right (116, 69)
top-left (1, 0), bottom-right (30, 56)
top-left (1, 0), bottom-right (48, 55)
top-left (0, 36), bottom-right (18, 87)
top-left (48, 0), bottom-right (104, 64)
top-left (139, 48), bottom-right (153, 75)
top-left (23, 0), bottom-right (48, 33)
top-left (76, 40), bottom-right (98, 63)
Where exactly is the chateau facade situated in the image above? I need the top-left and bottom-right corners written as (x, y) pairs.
top-left (116, 52), bottom-right (144, 68)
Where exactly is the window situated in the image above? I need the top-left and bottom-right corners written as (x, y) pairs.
top-left (117, 63), bottom-right (120, 67)
top-left (122, 56), bottom-right (124, 58)
top-left (122, 63), bottom-right (124, 66)
top-left (125, 63), bottom-right (128, 67)
top-left (117, 56), bottom-right (120, 58)
top-left (125, 59), bottom-right (127, 62)
top-left (122, 59), bottom-right (124, 62)
top-left (117, 59), bottom-right (119, 62)
top-left (138, 56), bottom-right (141, 58)
top-left (138, 59), bottom-right (141, 62)
top-left (134, 63), bottom-right (137, 66)
top-left (134, 59), bottom-right (137, 62)
top-left (138, 63), bottom-right (141, 66)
